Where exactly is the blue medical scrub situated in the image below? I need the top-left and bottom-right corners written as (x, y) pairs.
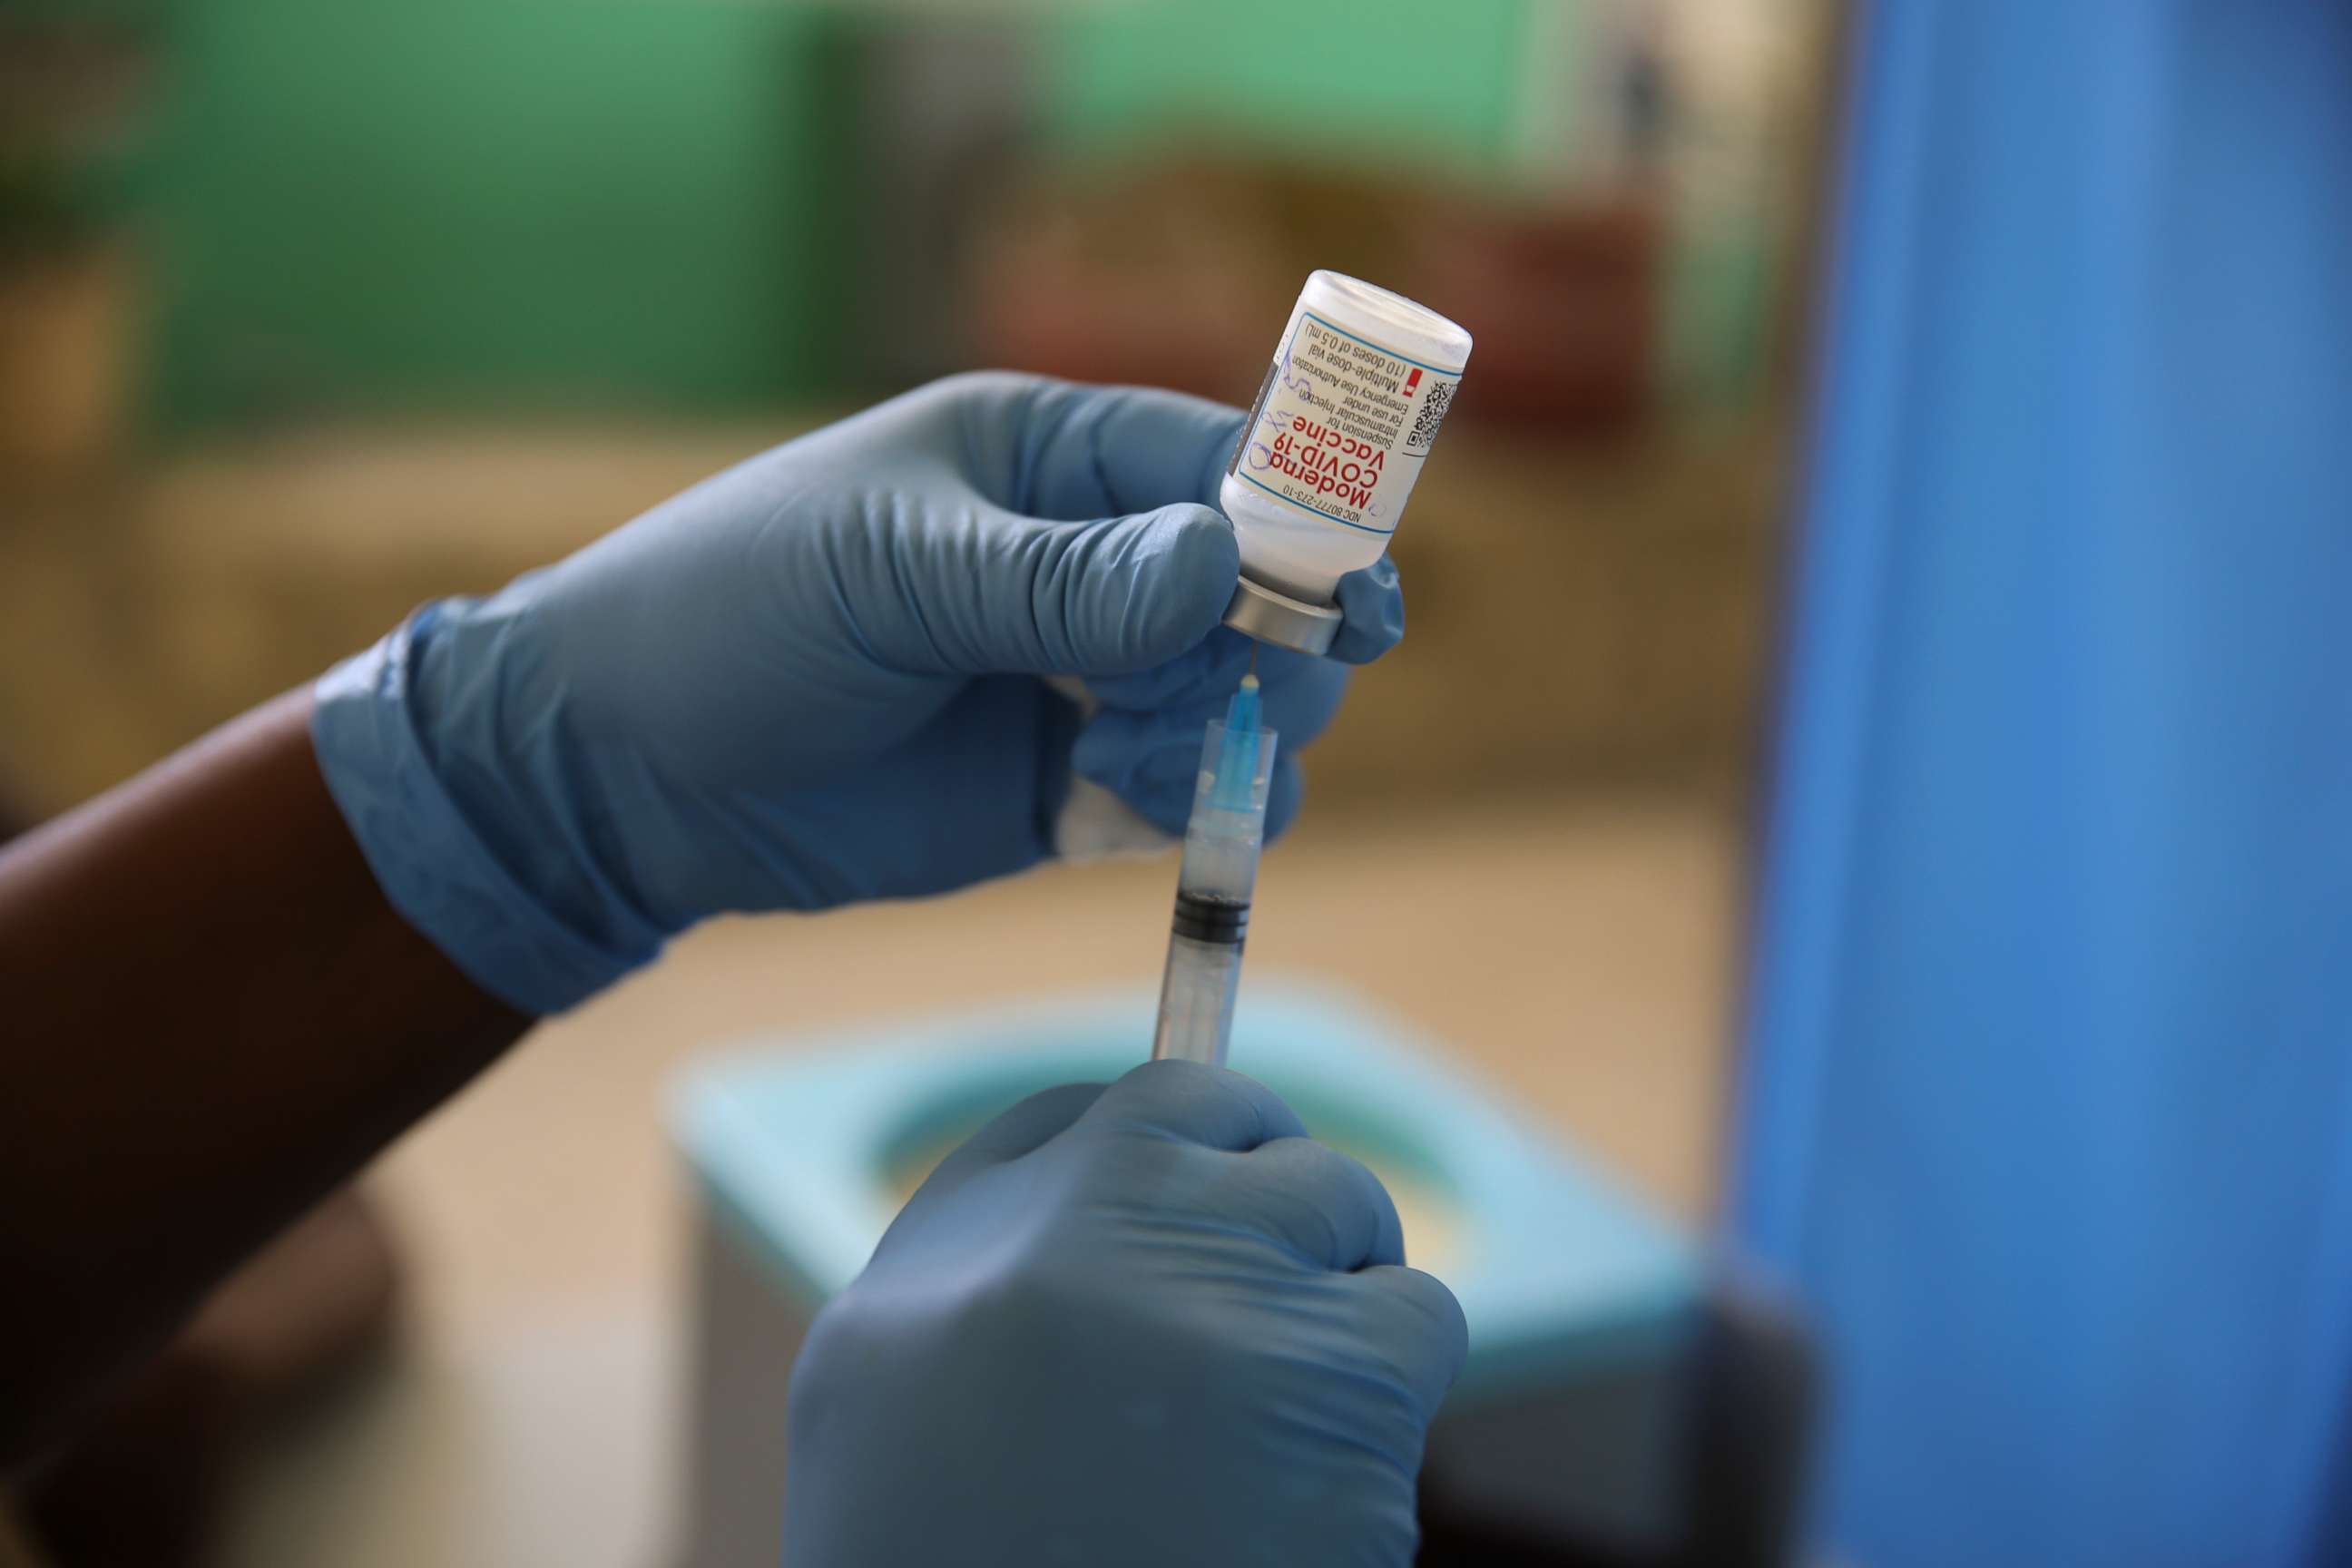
top-left (1734, 3), bottom-right (2352, 1563)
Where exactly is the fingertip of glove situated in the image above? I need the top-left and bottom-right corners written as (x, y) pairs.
top-left (1328, 558), bottom-right (1406, 665)
top-left (1116, 502), bottom-right (1240, 663)
top-left (1360, 1264), bottom-right (1473, 1393)
top-left (1099, 1058), bottom-right (1309, 1151)
top-left (1156, 500), bottom-right (1241, 579)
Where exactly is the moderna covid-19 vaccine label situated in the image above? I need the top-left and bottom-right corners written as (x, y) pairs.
top-left (1230, 308), bottom-right (1463, 535)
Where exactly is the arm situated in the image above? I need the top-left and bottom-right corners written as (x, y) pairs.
top-left (0, 691), bottom-right (525, 1463)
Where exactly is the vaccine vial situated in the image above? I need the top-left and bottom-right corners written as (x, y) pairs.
top-left (1220, 270), bottom-right (1473, 654)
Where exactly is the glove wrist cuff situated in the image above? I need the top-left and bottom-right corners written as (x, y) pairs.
top-left (311, 612), bottom-right (659, 1015)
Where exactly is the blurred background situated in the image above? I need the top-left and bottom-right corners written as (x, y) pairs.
top-left (2, 1), bottom-right (1832, 1563)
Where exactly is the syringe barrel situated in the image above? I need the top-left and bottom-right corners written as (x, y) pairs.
top-left (1152, 717), bottom-right (1279, 1068)
top-left (1153, 927), bottom-right (1246, 1066)
top-left (1173, 720), bottom-right (1277, 902)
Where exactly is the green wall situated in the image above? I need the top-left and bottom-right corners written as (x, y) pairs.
top-left (146, 0), bottom-right (854, 433)
top-left (1043, 0), bottom-right (1541, 176)
top-left (140, 0), bottom-right (1569, 435)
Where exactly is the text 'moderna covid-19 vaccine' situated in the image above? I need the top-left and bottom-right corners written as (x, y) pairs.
top-left (1220, 270), bottom-right (1473, 654)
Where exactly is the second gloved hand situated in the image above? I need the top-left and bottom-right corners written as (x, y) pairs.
top-left (784, 1060), bottom-right (1468, 1566)
top-left (311, 374), bottom-right (1405, 1014)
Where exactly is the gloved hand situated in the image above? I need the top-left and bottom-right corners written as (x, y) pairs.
top-left (311, 374), bottom-right (1405, 1014)
top-left (784, 1059), bottom-right (1467, 1567)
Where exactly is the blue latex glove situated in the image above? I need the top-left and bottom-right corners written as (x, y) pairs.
top-left (784, 1059), bottom-right (1468, 1566)
top-left (312, 374), bottom-right (1405, 1014)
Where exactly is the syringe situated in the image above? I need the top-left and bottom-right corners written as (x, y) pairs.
top-left (1151, 674), bottom-right (1279, 1067)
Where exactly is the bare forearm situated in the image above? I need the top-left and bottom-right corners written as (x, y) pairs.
top-left (0, 691), bottom-right (529, 1464)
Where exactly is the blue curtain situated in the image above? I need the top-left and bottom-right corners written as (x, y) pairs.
top-left (1733, 2), bottom-right (2352, 1563)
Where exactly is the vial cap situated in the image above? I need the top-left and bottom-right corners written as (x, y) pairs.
top-left (1223, 576), bottom-right (1343, 656)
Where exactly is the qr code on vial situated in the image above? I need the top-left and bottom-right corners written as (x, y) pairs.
top-left (1406, 380), bottom-right (1455, 452)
